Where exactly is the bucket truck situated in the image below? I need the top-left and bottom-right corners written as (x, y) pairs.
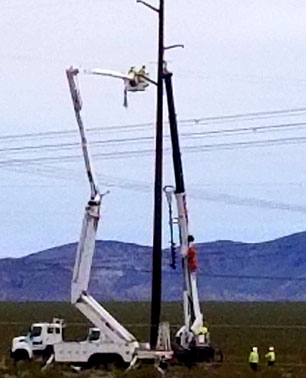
top-left (52, 67), bottom-right (140, 367)
top-left (163, 69), bottom-right (220, 364)
top-left (10, 66), bottom-right (172, 368)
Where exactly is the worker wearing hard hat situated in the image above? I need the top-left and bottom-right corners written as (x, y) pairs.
top-left (128, 66), bottom-right (137, 76)
top-left (249, 346), bottom-right (259, 371)
top-left (128, 66), bottom-right (138, 86)
top-left (194, 324), bottom-right (210, 345)
top-left (137, 65), bottom-right (148, 83)
top-left (265, 346), bottom-right (276, 366)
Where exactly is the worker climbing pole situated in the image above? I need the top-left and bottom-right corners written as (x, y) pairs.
top-left (187, 235), bottom-right (198, 272)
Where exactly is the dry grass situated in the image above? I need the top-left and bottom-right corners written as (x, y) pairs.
top-left (0, 302), bottom-right (306, 377)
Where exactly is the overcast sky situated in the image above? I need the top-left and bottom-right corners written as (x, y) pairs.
top-left (1, 0), bottom-right (306, 258)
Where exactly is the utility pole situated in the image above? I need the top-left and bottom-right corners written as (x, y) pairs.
top-left (137, 0), bottom-right (165, 349)
top-left (150, 0), bottom-right (164, 349)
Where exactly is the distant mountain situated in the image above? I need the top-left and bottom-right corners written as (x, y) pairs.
top-left (1, 232), bottom-right (306, 301)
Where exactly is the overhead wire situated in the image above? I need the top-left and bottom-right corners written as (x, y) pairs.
top-left (178, 107), bottom-right (306, 125)
top-left (4, 160), bottom-right (306, 215)
top-left (1, 121), bottom-right (306, 158)
top-left (1, 108), bottom-right (306, 213)
top-left (2, 134), bottom-right (306, 167)
top-left (2, 121), bottom-right (306, 155)
top-left (188, 188), bottom-right (306, 214)
top-left (1, 107), bottom-right (306, 143)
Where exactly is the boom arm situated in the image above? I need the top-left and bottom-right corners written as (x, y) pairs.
top-left (66, 67), bottom-right (137, 344)
top-left (163, 71), bottom-right (203, 341)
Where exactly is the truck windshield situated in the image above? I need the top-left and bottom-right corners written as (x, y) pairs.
top-left (30, 326), bottom-right (42, 338)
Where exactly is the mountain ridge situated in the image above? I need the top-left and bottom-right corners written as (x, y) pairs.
top-left (1, 231), bottom-right (306, 301)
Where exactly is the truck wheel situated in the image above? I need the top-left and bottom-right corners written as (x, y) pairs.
top-left (87, 354), bottom-right (128, 370)
top-left (12, 349), bottom-right (30, 361)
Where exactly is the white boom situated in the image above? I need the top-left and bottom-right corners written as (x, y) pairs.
top-left (163, 71), bottom-right (203, 342)
top-left (175, 193), bottom-right (203, 342)
top-left (164, 71), bottom-right (214, 362)
top-left (83, 68), bottom-right (134, 81)
top-left (164, 188), bottom-right (203, 348)
top-left (83, 67), bottom-right (150, 93)
top-left (66, 66), bottom-right (137, 345)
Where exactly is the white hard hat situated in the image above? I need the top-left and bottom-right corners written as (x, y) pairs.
top-left (269, 346), bottom-right (274, 351)
top-left (252, 346), bottom-right (258, 352)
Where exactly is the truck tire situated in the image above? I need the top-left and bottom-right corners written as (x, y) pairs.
top-left (87, 353), bottom-right (128, 370)
top-left (12, 349), bottom-right (30, 361)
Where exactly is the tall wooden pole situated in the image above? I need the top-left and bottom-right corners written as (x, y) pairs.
top-left (150, 0), bottom-right (164, 349)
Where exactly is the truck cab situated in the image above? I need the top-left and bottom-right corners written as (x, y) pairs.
top-left (11, 320), bottom-right (63, 361)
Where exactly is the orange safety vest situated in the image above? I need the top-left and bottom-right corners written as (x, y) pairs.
top-left (187, 246), bottom-right (197, 272)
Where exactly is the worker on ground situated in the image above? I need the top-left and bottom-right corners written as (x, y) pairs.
top-left (265, 346), bottom-right (276, 366)
top-left (194, 324), bottom-right (210, 345)
top-left (187, 235), bottom-right (197, 272)
top-left (249, 346), bottom-right (259, 371)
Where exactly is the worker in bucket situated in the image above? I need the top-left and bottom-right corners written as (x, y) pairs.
top-left (128, 66), bottom-right (138, 86)
top-left (137, 65), bottom-right (148, 83)
top-left (249, 346), bottom-right (259, 371)
top-left (128, 66), bottom-right (137, 77)
top-left (265, 346), bottom-right (276, 366)
top-left (187, 235), bottom-right (197, 272)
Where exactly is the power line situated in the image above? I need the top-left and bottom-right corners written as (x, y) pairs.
top-left (0, 166), bottom-right (293, 222)
top-left (179, 107), bottom-right (306, 125)
top-left (183, 135), bottom-right (306, 153)
top-left (1, 134), bottom-right (306, 166)
top-left (1, 107), bottom-right (306, 143)
top-left (1, 121), bottom-right (306, 157)
top-left (5, 161), bottom-right (306, 216)
top-left (189, 188), bottom-right (306, 214)
top-left (181, 122), bottom-right (306, 138)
